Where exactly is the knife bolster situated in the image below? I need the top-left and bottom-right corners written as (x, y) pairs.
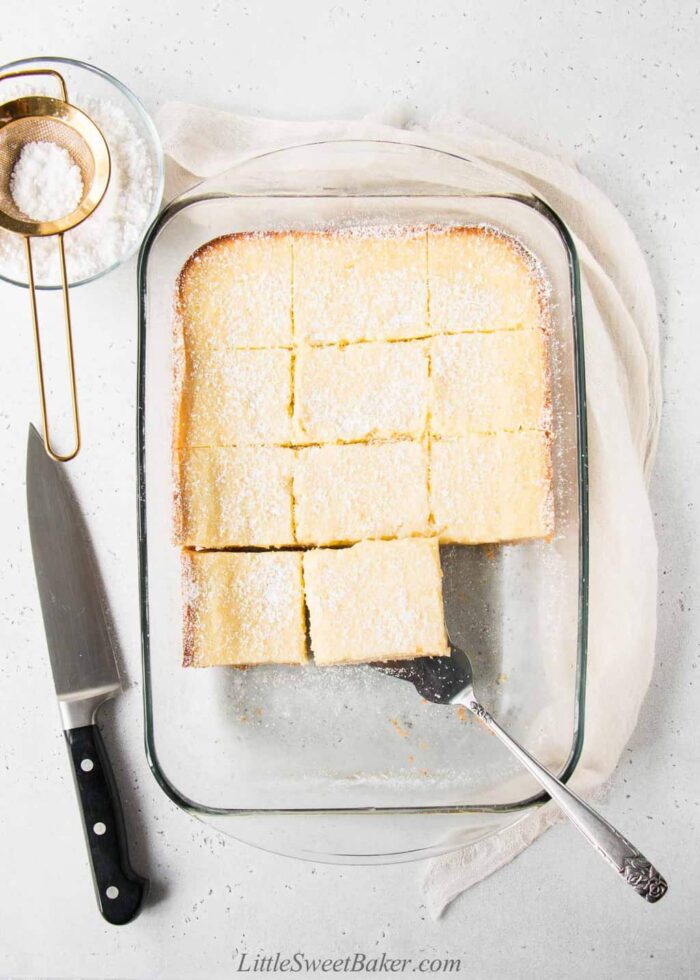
top-left (59, 689), bottom-right (116, 730)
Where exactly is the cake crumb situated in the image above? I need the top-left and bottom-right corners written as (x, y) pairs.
top-left (390, 717), bottom-right (411, 739)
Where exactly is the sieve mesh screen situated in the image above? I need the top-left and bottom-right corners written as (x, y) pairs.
top-left (0, 115), bottom-right (95, 227)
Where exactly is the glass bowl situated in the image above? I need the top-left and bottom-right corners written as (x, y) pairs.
top-left (0, 55), bottom-right (164, 289)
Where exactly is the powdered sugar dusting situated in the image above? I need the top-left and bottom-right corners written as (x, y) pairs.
top-left (428, 222), bottom-right (552, 334)
top-left (178, 346), bottom-right (294, 448)
top-left (178, 446), bottom-right (295, 548)
top-left (295, 341), bottom-right (429, 443)
top-left (178, 233), bottom-right (293, 349)
top-left (183, 550), bottom-right (306, 666)
top-left (431, 330), bottom-right (552, 435)
top-left (431, 432), bottom-right (553, 543)
top-left (294, 441), bottom-right (430, 545)
top-left (294, 228), bottom-right (428, 344)
top-left (303, 539), bottom-right (448, 664)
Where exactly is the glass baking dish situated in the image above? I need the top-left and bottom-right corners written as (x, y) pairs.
top-left (137, 140), bottom-right (588, 864)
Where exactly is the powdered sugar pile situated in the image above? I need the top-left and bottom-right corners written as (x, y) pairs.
top-left (0, 95), bottom-right (157, 284)
top-left (10, 141), bottom-right (83, 221)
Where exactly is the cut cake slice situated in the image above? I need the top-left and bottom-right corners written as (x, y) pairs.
top-left (303, 539), bottom-right (448, 665)
top-left (182, 550), bottom-right (307, 666)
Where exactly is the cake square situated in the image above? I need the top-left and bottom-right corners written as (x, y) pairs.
top-left (430, 432), bottom-right (553, 543)
top-left (293, 230), bottom-right (428, 343)
top-left (294, 340), bottom-right (429, 443)
top-left (177, 233), bottom-right (293, 350)
top-left (430, 330), bottom-right (550, 436)
top-left (182, 550), bottom-right (307, 666)
top-left (428, 227), bottom-right (542, 333)
top-left (303, 539), bottom-right (449, 665)
top-left (175, 446), bottom-right (295, 548)
top-left (294, 442), bottom-right (430, 546)
top-left (176, 347), bottom-right (293, 447)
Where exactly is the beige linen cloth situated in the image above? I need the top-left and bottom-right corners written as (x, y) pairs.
top-left (156, 104), bottom-right (661, 916)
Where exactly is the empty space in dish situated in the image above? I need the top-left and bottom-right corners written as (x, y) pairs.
top-left (140, 182), bottom-right (585, 815)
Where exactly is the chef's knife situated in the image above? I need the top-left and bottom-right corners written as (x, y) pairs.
top-left (26, 424), bottom-right (148, 925)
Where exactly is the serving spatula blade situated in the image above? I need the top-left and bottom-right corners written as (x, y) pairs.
top-left (372, 643), bottom-right (473, 704)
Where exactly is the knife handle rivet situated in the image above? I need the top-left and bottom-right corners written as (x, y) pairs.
top-left (105, 886), bottom-right (119, 900)
top-left (93, 822), bottom-right (106, 836)
top-left (80, 758), bottom-right (94, 773)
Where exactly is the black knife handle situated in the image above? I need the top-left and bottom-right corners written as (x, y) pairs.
top-left (64, 725), bottom-right (148, 925)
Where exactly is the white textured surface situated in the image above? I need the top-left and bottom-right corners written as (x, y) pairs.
top-left (0, 2), bottom-right (698, 978)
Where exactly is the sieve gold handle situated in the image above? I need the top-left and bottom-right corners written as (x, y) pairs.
top-left (24, 235), bottom-right (81, 462)
top-left (0, 68), bottom-right (68, 102)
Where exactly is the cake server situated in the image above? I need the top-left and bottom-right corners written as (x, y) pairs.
top-left (374, 643), bottom-right (668, 903)
top-left (26, 424), bottom-right (147, 924)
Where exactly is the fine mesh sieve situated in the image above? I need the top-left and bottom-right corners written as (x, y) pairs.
top-left (0, 69), bottom-right (110, 461)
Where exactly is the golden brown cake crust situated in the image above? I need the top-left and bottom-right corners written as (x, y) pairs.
top-left (175, 230), bottom-right (294, 302)
top-left (181, 549), bottom-right (197, 668)
top-left (427, 223), bottom-right (551, 338)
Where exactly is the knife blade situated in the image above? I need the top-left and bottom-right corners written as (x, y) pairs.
top-left (26, 424), bottom-right (147, 925)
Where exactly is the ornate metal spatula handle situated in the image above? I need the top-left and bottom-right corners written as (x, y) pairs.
top-left (455, 692), bottom-right (668, 903)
